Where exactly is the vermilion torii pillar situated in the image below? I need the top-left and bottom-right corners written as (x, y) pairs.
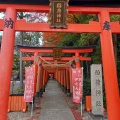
top-left (75, 52), bottom-right (80, 68)
top-left (99, 10), bottom-right (120, 120)
top-left (36, 59), bottom-right (42, 97)
top-left (39, 66), bottom-right (44, 96)
top-left (61, 70), bottom-right (64, 90)
top-left (66, 68), bottom-right (70, 95)
top-left (0, 7), bottom-right (16, 119)
top-left (33, 52), bottom-right (38, 96)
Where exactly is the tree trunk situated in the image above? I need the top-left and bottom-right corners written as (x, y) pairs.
top-left (20, 32), bottom-right (24, 88)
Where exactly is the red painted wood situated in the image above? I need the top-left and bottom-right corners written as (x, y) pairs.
top-left (20, 48), bottom-right (94, 53)
top-left (0, 19), bottom-right (120, 33)
top-left (75, 52), bottom-right (80, 68)
top-left (36, 62), bottom-right (41, 93)
top-left (15, 22), bottom-right (101, 33)
top-left (66, 69), bottom-right (70, 91)
top-left (33, 52), bottom-right (38, 96)
top-left (99, 10), bottom-right (120, 120)
top-left (39, 68), bottom-right (43, 92)
top-left (0, 7), bottom-right (16, 120)
top-left (22, 56), bottom-right (92, 61)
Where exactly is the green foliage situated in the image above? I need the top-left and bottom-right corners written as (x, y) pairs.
top-left (58, 33), bottom-right (80, 47)
top-left (92, 42), bottom-right (102, 64)
top-left (110, 14), bottom-right (120, 22)
top-left (83, 77), bottom-right (91, 95)
top-left (57, 14), bottom-right (99, 48)
top-left (82, 77), bottom-right (91, 103)
top-left (73, 14), bottom-right (98, 24)
top-left (12, 55), bottom-right (20, 71)
top-left (16, 32), bottom-right (42, 47)
top-left (12, 88), bottom-right (24, 94)
top-left (79, 33), bottom-right (99, 46)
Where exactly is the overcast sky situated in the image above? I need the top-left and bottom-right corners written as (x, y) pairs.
top-left (0, 12), bottom-right (4, 19)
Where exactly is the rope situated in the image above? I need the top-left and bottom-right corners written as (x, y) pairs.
top-left (39, 56), bottom-right (79, 67)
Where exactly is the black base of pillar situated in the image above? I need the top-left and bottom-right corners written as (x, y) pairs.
top-left (36, 92), bottom-right (40, 97)
top-left (67, 89), bottom-right (70, 93)
top-left (66, 89), bottom-right (71, 96)
top-left (61, 85), bottom-right (64, 91)
top-left (42, 86), bottom-right (45, 92)
top-left (39, 89), bottom-right (43, 97)
top-left (29, 97), bottom-right (35, 104)
top-left (58, 83), bottom-right (61, 87)
top-left (69, 93), bottom-right (72, 97)
top-left (59, 84), bottom-right (62, 88)
top-left (64, 87), bottom-right (67, 93)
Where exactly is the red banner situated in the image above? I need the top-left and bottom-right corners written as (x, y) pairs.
top-left (24, 66), bottom-right (34, 102)
top-left (72, 68), bottom-right (83, 103)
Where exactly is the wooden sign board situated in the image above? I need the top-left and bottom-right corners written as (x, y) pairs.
top-left (49, 0), bottom-right (69, 28)
top-left (53, 48), bottom-right (62, 60)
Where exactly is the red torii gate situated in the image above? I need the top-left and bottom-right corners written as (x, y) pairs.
top-left (0, 4), bottom-right (120, 120)
top-left (19, 46), bottom-right (94, 97)
top-left (20, 46), bottom-right (93, 61)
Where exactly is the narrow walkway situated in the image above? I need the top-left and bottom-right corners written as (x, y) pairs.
top-left (39, 79), bottom-right (75, 120)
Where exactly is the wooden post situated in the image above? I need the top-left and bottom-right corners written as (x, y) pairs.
top-left (33, 52), bottom-right (38, 96)
top-left (64, 69), bottom-right (67, 93)
top-left (58, 70), bottom-right (60, 84)
top-left (55, 70), bottom-right (57, 80)
top-left (75, 52), bottom-right (80, 68)
top-left (39, 66), bottom-right (44, 96)
top-left (0, 7), bottom-right (16, 120)
top-left (69, 67), bottom-right (73, 95)
top-left (61, 70), bottom-right (64, 90)
top-left (42, 69), bottom-right (46, 92)
top-left (45, 70), bottom-right (48, 84)
top-left (56, 70), bottom-right (58, 81)
top-left (66, 68), bottom-right (70, 95)
top-left (59, 70), bottom-right (61, 86)
top-left (36, 61), bottom-right (41, 97)
top-left (46, 71), bottom-right (49, 83)
top-left (99, 10), bottom-right (120, 120)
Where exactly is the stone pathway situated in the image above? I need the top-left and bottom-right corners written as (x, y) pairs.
top-left (38, 79), bottom-right (75, 120)
top-left (8, 79), bottom-right (83, 120)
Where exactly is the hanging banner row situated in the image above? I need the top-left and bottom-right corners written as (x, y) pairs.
top-left (24, 65), bottom-right (83, 104)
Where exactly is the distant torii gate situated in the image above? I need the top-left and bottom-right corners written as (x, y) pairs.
top-left (0, 4), bottom-right (120, 120)
top-left (18, 46), bottom-right (94, 98)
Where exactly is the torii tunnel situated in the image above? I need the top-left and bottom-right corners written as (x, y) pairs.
top-left (0, 3), bottom-right (120, 120)
top-left (18, 45), bottom-right (94, 97)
